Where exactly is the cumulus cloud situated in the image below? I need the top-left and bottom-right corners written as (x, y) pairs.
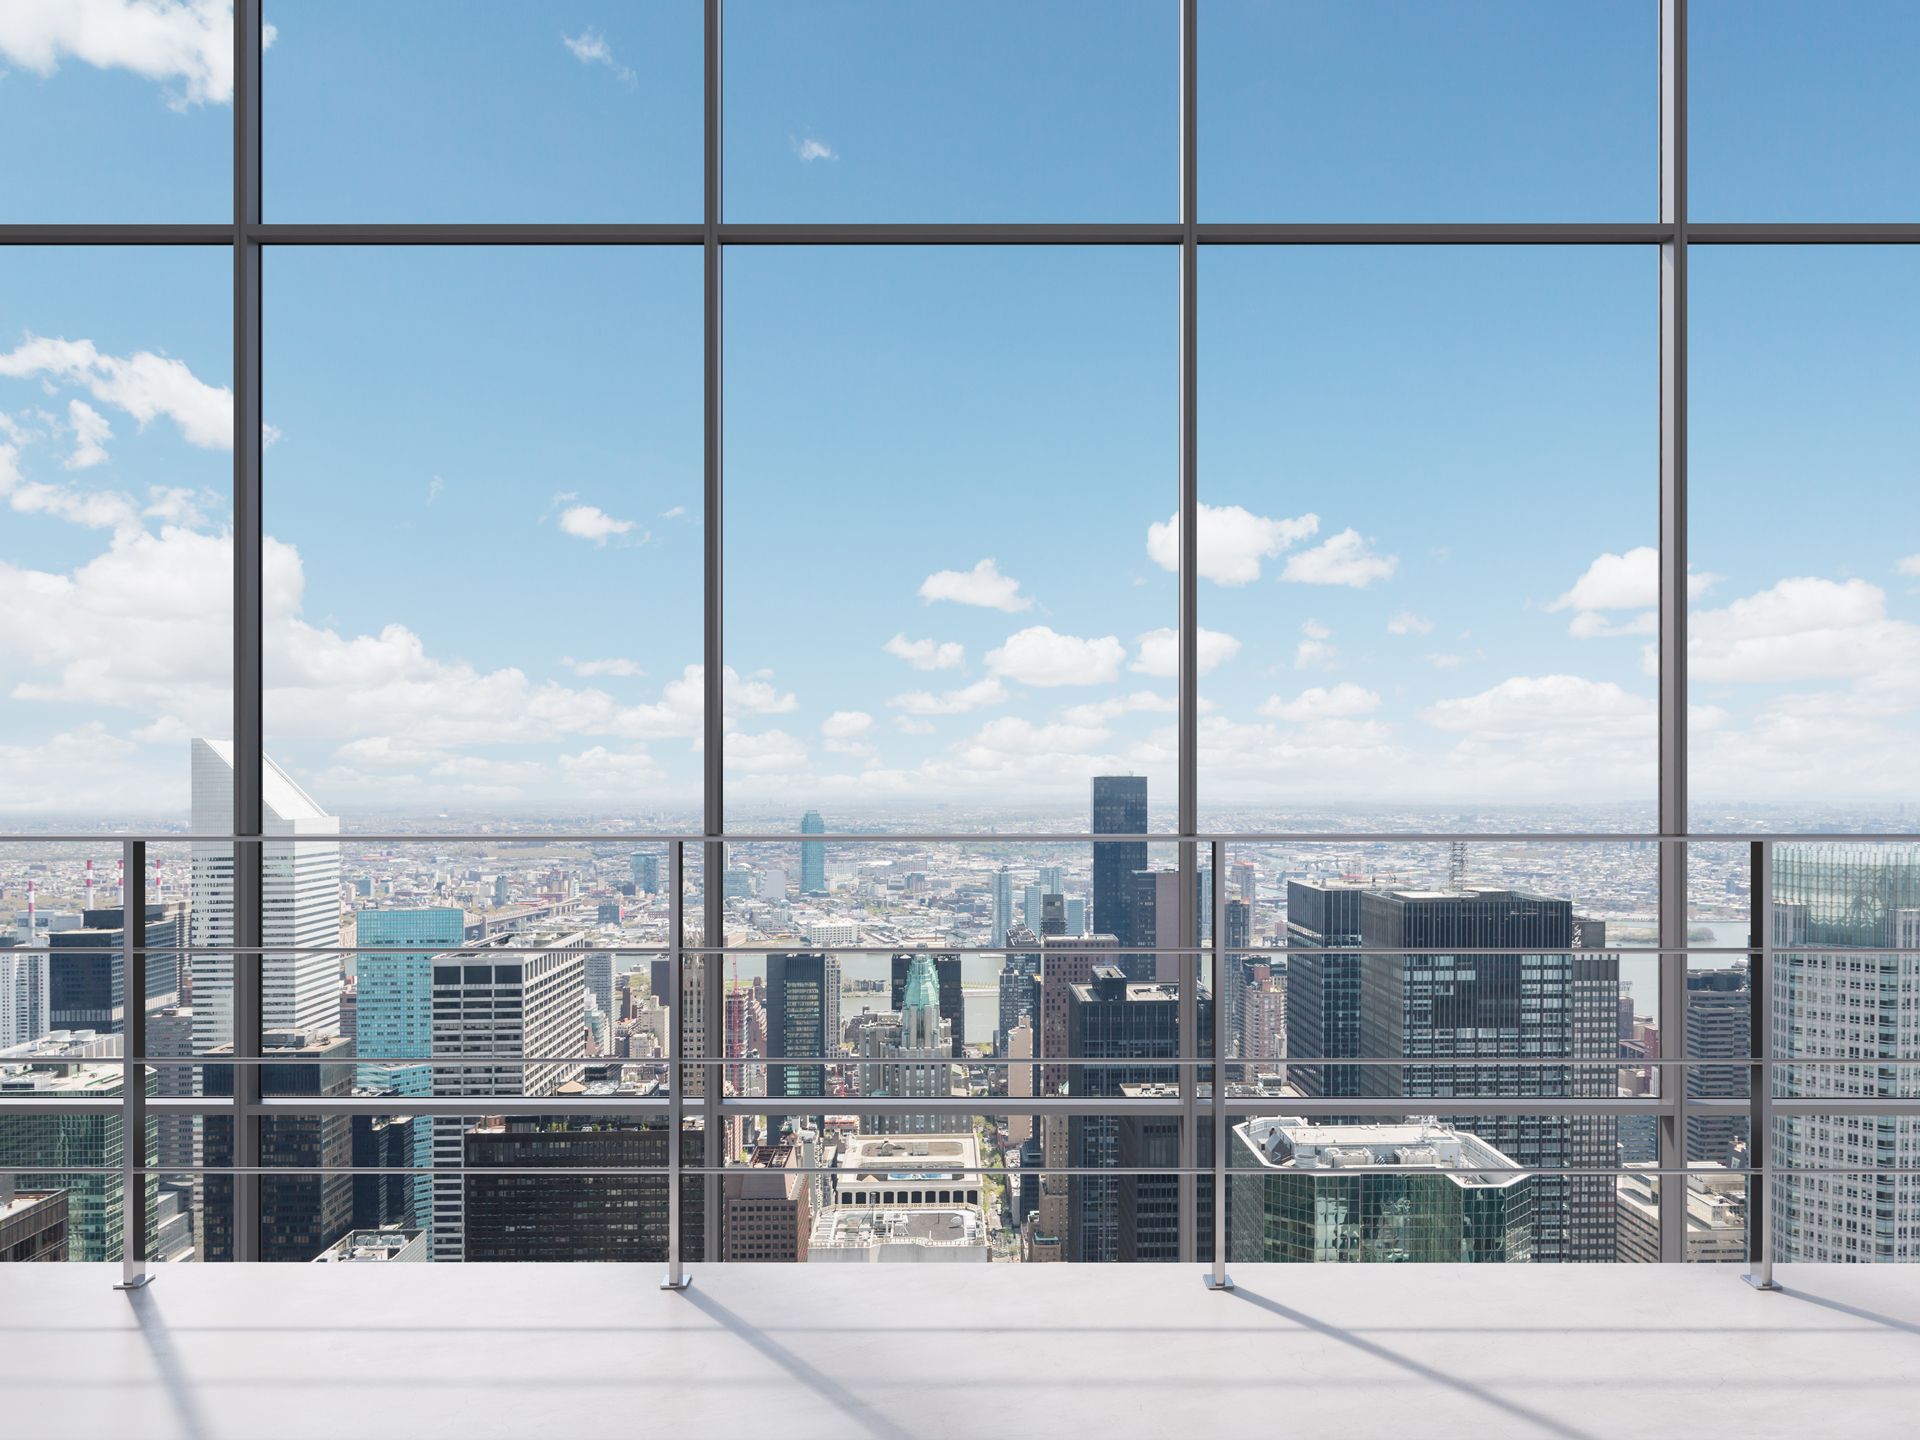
top-left (726, 728), bottom-right (809, 775)
top-left (1689, 576), bottom-right (1920, 684)
top-left (1129, 626), bottom-right (1241, 678)
top-left (562, 657), bottom-right (643, 678)
top-left (557, 504), bottom-right (639, 544)
top-left (1060, 691), bottom-right (1176, 726)
top-left (918, 557), bottom-right (1031, 612)
top-left (0, 0), bottom-right (238, 108)
top-left (561, 27), bottom-right (635, 85)
top-left (1281, 529), bottom-right (1398, 588)
top-left (1146, 503), bottom-right (1319, 586)
top-left (986, 626), bottom-right (1126, 687)
top-left (1552, 546), bottom-right (1720, 636)
top-left (1898, 554), bottom-right (1920, 578)
top-left (0, 335), bottom-right (241, 450)
top-left (1386, 610), bottom-right (1433, 636)
top-left (1260, 683), bottom-right (1382, 723)
top-left (793, 137), bottom-right (838, 162)
top-left (888, 677), bottom-right (1007, 716)
top-left (63, 400), bottom-right (112, 470)
top-left (883, 633), bottom-right (964, 671)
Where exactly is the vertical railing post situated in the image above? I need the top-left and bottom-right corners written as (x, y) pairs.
top-left (663, 841), bottom-right (691, 1289)
top-left (230, 0), bottom-right (266, 1264)
top-left (115, 840), bottom-right (151, 1290)
top-left (1745, 840), bottom-right (1778, 1290)
top-left (1206, 839), bottom-right (1232, 1290)
top-left (1655, 0), bottom-right (1691, 1265)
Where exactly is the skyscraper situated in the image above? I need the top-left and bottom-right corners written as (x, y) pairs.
top-left (47, 902), bottom-right (187, 1034)
top-left (1355, 885), bottom-right (1619, 1263)
top-left (1038, 933), bottom-right (1119, 1096)
top-left (629, 851), bottom-right (661, 894)
top-left (860, 953), bottom-right (954, 1134)
top-left (190, 739), bottom-right (342, 1055)
top-left (889, 951), bottom-right (965, 1057)
top-left (799, 810), bottom-right (827, 895)
top-left (991, 867), bottom-right (1014, 948)
top-left (1771, 845), bottom-right (1920, 1262)
top-left (0, 949), bottom-right (48, 1047)
top-left (427, 931), bottom-right (589, 1261)
top-left (765, 952), bottom-right (835, 1134)
top-left (1685, 966), bottom-right (1751, 1167)
top-left (1092, 776), bottom-right (1148, 953)
top-left (353, 906), bottom-right (465, 1235)
top-left (997, 928), bottom-right (1041, 1056)
top-left (1285, 880), bottom-right (1366, 1108)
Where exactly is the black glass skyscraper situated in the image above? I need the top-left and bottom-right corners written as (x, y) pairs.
top-left (1092, 776), bottom-right (1148, 956)
top-left (765, 952), bottom-right (832, 1134)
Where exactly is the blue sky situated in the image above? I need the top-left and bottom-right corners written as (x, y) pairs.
top-left (1, 2), bottom-right (1917, 828)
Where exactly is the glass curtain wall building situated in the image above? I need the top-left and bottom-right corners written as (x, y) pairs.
top-left (1, 0), bottom-right (1918, 1281)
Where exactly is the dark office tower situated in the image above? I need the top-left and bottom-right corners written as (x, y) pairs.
top-left (48, 902), bottom-right (188, 1033)
top-left (1039, 935), bottom-right (1118, 1096)
top-left (1039, 893), bottom-right (1067, 938)
top-left (997, 928), bottom-right (1042, 1055)
top-left (765, 953), bottom-right (832, 1133)
top-left (629, 851), bottom-right (661, 894)
top-left (1285, 881), bottom-right (1366, 1107)
top-left (1092, 776), bottom-right (1148, 952)
top-left (203, 1030), bottom-right (356, 1262)
top-left (888, 952), bottom-right (965, 1057)
top-left (1115, 1086), bottom-right (1214, 1264)
top-left (461, 1116), bottom-right (703, 1262)
top-left (1685, 968), bottom-right (1751, 1166)
top-left (350, 1112), bottom-right (417, 1230)
top-left (1356, 887), bottom-right (1619, 1264)
top-left (1064, 966), bottom-right (1210, 1263)
top-left (799, 810), bottom-right (827, 895)
top-left (1222, 898), bottom-right (1252, 1043)
top-left (583, 949), bottom-right (613, 1024)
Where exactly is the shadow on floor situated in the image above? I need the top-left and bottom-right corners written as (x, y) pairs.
top-left (126, 1286), bottom-right (216, 1440)
top-left (1227, 1284), bottom-right (1602, 1440)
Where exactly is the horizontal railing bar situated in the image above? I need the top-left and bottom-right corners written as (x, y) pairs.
top-left (1198, 222), bottom-right (1671, 245)
top-left (17, 943), bottom-right (1914, 957)
top-left (6, 223), bottom-right (1920, 250)
top-left (7, 829), bottom-right (1920, 844)
top-left (4, 1163), bottom-right (1916, 1179)
top-left (86, 1053), bottom-right (1911, 1069)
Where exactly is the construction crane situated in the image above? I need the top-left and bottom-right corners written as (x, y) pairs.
top-left (1448, 841), bottom-right (1469, 890)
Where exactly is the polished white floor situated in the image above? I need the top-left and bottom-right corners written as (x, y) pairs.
top-left (4, 1263), bottom-right (1915, 1439)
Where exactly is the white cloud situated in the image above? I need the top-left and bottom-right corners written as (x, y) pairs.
top-left (0, 335), bottom-right (239, 450)
top-left (1898, 554), bottom-right (1920, 577)
top-left (561, 27), bottom-right (635, 86)
top-left (562, 657), bottom-right (643, 679)
top-left (960, 716), bottom-right (1112, 757)
top-left (1552, 546), bottom-right (1721, 636)
top-left (1424, 652), bottom-right (1465, 669)
top-left (63, 400), bottom-right (111, 470)
top-left (1689, 576), bottom-right (1920, 684)
top-left (919, 557), bottom-right (1031, 612)
top-left (1060, 691), bottom-right (1176, 726)
top-left (1300, 619), bottom-right (1331, 641)
top-left (894, 716), bottom-right (936, 735)
top-left (883, 633), bottom-right (964, 671)
top-left (821, 710), bottom-right (874, 740)
top-left (660, 504), bottom-right (686, 519)
top-left (888, 676), bottom-right (1008, 716)
top-left (1260, 683), bottom-right (1382, 723)
top-left (426, 475), bottom-right (445, 504)
top-left (793, 136), bottom-right (838, 162)
top-left (1146, 503), bottom-right (1319, 586)
top-left (726, 729), bottom-right (809, 774)
top-left (556, 745), bottom-right (663, 791)
top-left (1386, 610), bottom-right (1433, 636)
top-left (0, 0), bottom-right (237, 108)
top-left (1294, 639), bottom-right (1336, 669)
top-left (986, 626), bottom-right (1126, 687)
top-left (1417, 674), bottom-right (1655, 792)
top-left (1281, 529), bottom-right (1398, 588)
top-left (1129, 625), bottom-right (1241, 678)
top-left (557, 504), bottom-right (639, 545)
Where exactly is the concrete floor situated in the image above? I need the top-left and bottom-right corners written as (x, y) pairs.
top-left (2, 1263), bottom-right (1915, 1440)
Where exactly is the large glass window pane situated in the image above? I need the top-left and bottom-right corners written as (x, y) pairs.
top-left (724, 247), bottom-right (1176, 831)
top-left (264, 0), bottom-right (702, 220)
top-left (725, 0), bottom-right (1176, 222)
top-left (0, 248), bottom-right (233, 830)
top-left (262, 247), bottom-right (702, 830)
top-left (1692, 0), bottom-right (1920, 221)
top-left (1689, 248), bottom-right (1920, 830)
top-left (1200, 0), bottom-right (1653, 221)
top-left (0, 2), bottom-right (230, 221)
top-left (1198, 246), bottom-right (1655, 830)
